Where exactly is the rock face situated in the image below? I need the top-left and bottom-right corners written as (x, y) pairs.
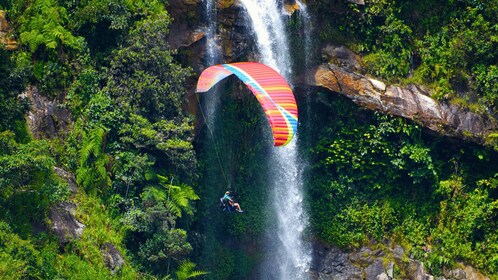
top-left (0, 10), bottom-right (17, 50)
top-left (53, 167), bottom-right (78, 194)
top-left (101, 242), bottom-right (125, 275)
top-left (311, 46), bottom-right (497, 145)
top-left (310, 243), bottom-right (490, 280)
top-left (167, 0), bottom-right (255, 72)
top-left (21, 86), bottom-right (73, 139)
top-left (49, 202), bottom-right (85, 247)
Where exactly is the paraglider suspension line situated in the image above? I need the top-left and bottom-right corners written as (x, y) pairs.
top-left (196, 93), bottom-right (231, 188)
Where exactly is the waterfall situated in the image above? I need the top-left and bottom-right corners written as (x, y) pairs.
top-left (295, 0), bottom-right (314, 150)
top-left (202, 0), bottom-right (222, 126)
top-left (238, 0), bottom-right (291, 79)
top-left (239, 0), bottom-right (311, 278)
top-left (296, 0), bottom-right (313, 70)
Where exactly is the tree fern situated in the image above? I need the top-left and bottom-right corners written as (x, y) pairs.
top-left (76, 125), bottom-right (111, 194)
top-left (18, 0), bottom-right (83, 54)
top-left (143, 173), bottom-right (200, 218)
top-left (175, 261), bottom-right (208, 280)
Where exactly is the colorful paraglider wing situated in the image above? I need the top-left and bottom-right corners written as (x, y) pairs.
top-left (196, 62), bottom-right (298, 146)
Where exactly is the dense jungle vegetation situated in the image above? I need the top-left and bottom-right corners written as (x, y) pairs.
top-left (0, 0), bottom-right (497, 279)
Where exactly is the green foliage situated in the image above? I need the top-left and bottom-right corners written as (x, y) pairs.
top-left (18, 0), bottom-right (84, 53)
top-left (2, 0), bottom-right (199, 278)
top-left (309, 93), bottom-right (498, 274)
top-left (76, 125), bottom-right (111, 195)
top-left (474, 64), bottom-right (498, 110)
top-left (142, 174), bottom-right (200, 219)
top-left (175, 261), bottom-right (208, 280)
top-left (428, 177), bottom-right (498, 273)
top-left (315, 0), bottom-right (498, 111)
top-left (104, 11), bottom-right (191, 122)
top-left (117, 113), bottom-right (196, 180)
top-left (0, 221), bottom-right (58, 279)
top-left (137, 229), bottom-right (193, 276)
top-left (55, 192), bottom-right (138, 279)
top-left (11, 0), bottom-right (87, 96)
top-left (0, 49), bottom-right (30, 134)
top-left (0, 131), bottom-right (68, 228)
top-left (63, 0), bottom-right (163, 57)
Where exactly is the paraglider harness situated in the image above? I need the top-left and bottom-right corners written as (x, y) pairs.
top-left (220, 192), bottom-right (240, 213)
top-left (220, 196), bottom-right (236, 212)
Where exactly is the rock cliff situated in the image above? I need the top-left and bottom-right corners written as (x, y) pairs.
top-left (310, 45), bottom-right (498, 146)
top-left (172, 0), bottom-right (498, 146)
top-left (310, 242), bottom-right (490, 280)
top-left (0, 10), bottom-right (17, 50)
top-left (21, 86), bottom-right (73, 139)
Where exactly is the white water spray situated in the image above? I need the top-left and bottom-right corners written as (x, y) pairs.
top-left (239, 0), bottom-right (311, 278)
top-left (202, 0), bottom-right (222, 126)
top-left (296, 0), bottom-right (313, 70)
top-left (239, 0), bottom-right (291, 79)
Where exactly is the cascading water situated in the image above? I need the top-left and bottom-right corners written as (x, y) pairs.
top-left (239, 0), bottom-right (311, 278)
top-left (296, 0), bottom-right (313, 70)
top-left (295, 0), bottom-right (314, 150)
top-left (202, 0), bottom-right (222, 126)
top-left (239, 0), bottom-right (291, 78)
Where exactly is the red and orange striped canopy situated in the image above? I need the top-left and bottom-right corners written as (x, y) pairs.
top-left (196, 62), bottom-right (298, 146)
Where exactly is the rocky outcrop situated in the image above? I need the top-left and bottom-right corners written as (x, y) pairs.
top-left (284, 1), bottom-right (300, 14)
top-left (49, 167), bottom-right (84, 247)
top-left (347, 0), bottom-right (365, 5)
top-left (101, 242), bottom-right (125, 275)
top-left (310, 243), bottom-right (490, 280)
top-left (53, 167), bottom-right (78, 194)
top-left (49, 202), bottom-right (85, 247)
top-left (0, 10), bottom-right (17, 50)
top-left (167, 0), bottom-right (255, 72)
top-left (310, 45), bottom-right (497, 145)
top-left (21, 86), bottom-right (73, 139)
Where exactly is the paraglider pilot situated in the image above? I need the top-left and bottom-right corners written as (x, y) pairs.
top-left (221, 191), bottom-right (243, 212)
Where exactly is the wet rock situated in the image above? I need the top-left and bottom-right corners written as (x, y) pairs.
top-left (101, 242), bottom-right (125, 274)
top-left (284, 1), bottom-right (300, 14)
top-left (49, 202), bottom-right (85, 247)
top-left (167, 0), bottom-right (202, 50)
top-left (217, 0), bottom-right (235, 9)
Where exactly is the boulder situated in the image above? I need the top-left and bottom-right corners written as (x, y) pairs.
top-left (53, 167), bottom-right (78, 194)
top-left (21, 86), bottom-right (73, 139)
top-left (310, 243), bottom-right (362, 280)
top-left (101, 242), bottom-right (125, 274)
top-left (49, 202), bottom-right (85, 247)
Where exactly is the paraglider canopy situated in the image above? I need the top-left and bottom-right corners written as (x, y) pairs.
top-left (196, 62), bottom-right (298, 146)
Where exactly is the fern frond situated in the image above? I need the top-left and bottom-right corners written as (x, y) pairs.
top-left (176, 261), bottom-right (208, 280)
top-left (165, 200), bottom-right (182, 218)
